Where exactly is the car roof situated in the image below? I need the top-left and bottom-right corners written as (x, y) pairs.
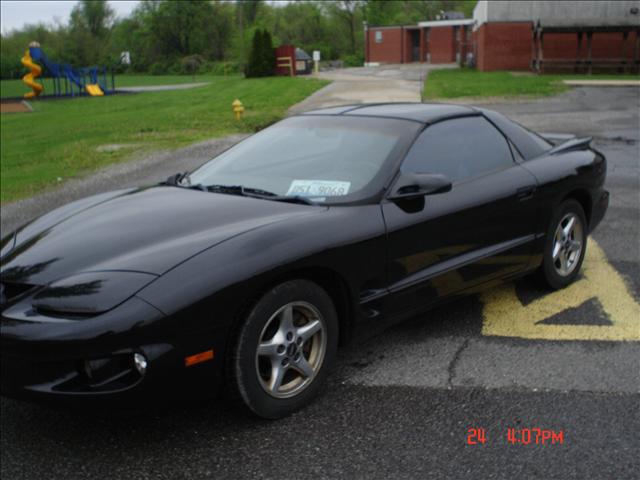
top-left (299, 102), bottom-right (479, 124)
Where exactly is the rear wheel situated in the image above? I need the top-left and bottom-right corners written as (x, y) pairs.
top-left (539, 199), bottom-right (587, 290)
top-left (229, 280), bottom-right (338, 419)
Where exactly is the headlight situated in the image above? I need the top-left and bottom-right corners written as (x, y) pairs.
top-left (32, 271), bottom-right (157, 315)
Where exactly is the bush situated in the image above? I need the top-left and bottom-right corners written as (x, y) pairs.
top-left (1, 54), bottom-right (24, 79)
top-left (199, 61), bottom-right (241, 75)
top-left (180, 54), bottom-right (205, 78)
top-left (148, 62), bottom-right (167, 76)
top-left (166, 62), bottom-right (182, 75)
top-left (342, 53), bottom-right (364, 68)
top-left (304, 44), bottom-right (338, 62)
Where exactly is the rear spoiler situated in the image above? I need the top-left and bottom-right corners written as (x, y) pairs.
top-left (539, 132), bottom-right (576, 145)
top-left (540, 133), bottom-right (593, 155)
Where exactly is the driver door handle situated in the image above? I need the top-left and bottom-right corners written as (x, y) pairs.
top-left (516, 185), bottom-right (536, 201)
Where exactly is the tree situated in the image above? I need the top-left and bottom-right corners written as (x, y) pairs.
top-left (237, 0), bottom-right (263, 27)
top-left (70, 0), bottom-right (114, 38)
top-left (147, 1), bottom-right (216, 57)
top-left (261, 30), bottom-right (275, 76)
top-left (0, 0), bottom-right (479, 80)
top-left (245, 28), bottom-right (262, 77)
top-left (325, 1), bottom-right (364, 55)
top-left (365, 0), bottom-right (402, 26)
top-left (363, 0), bottom-right (477, 25)
top-left (66, 0), bottom-right (114, 65)
top-left (245, 29), bottom-right (274, 77)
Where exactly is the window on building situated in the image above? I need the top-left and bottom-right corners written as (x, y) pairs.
top-left (375, 31), bottom-right (383, 43)
top-left (401, 116), bottom-right (515, 183)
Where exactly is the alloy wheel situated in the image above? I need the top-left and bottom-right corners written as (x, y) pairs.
top-left (255, 301), bottom-right (327, 399)
top-left (552, 212), bottom-right (584, 277)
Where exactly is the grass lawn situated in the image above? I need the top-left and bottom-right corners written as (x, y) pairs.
top-left (1, 74), bottom-right (235, 99)
top-left (423, 69), bottom-right (640, 99)
top-left (0, 76), bottom-right (329, 203)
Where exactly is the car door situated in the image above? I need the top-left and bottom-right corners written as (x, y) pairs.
top-left (382, 115), bottom-right (540, 315)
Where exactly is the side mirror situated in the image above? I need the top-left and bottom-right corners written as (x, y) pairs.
top-left (388, 173), bottom-right (452, 201)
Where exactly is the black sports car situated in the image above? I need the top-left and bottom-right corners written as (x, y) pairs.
top-left (0, 103), bottom-right (608, 418)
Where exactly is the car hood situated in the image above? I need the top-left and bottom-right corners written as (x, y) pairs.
top-left (0, 186), bottom-right (324, 285)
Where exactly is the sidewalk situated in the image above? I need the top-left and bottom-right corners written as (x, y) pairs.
top-left (289, 63), bottom-right (458, 113)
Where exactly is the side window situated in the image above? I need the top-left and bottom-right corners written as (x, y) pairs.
top-left (401, 116), bottom-right (514, 182)
top-left (482, 110), bottom-right (551, 160)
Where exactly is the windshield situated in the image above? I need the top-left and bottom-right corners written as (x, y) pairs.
top-left (188, 115), bottom-right (420, 204)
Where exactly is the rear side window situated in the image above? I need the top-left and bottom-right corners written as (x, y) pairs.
top-left (401, 116), bottom-right (514, 183)
top-left (483, 110), bottom-right (551, 160)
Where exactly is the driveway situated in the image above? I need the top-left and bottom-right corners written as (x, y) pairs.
top-left (1, 86), bottom-right (639, 479)
top-left (289, 63), bottom-right (458, 113)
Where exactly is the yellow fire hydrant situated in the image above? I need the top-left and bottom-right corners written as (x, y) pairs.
top-left (232, 99), bottom-right (245, 120)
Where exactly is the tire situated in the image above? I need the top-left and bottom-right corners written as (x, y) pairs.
top-left (539, 199), bottom-right (588, 290)
top-left (229, 279), bottom-right (338, 419)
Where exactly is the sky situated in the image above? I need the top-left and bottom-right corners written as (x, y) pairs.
top-left (1, 1), bottom-right (140, 34)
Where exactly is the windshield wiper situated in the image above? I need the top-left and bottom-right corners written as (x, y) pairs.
top-left (206, 185), bottom-right (317, 205)
top-left (161, 172), bottom-right (207, 190)
top-left (161, 177), bottom-right (316, 205)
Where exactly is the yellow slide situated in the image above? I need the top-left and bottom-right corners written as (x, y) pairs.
top-left (21, 49), bottom-right (43, 99)
top-left (85, 84), bottom-right (104, 96)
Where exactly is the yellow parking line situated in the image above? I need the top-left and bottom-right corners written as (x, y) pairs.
top-left (481, 240), bottom-right (640, 341)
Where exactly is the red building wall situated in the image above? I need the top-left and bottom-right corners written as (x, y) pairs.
top-left (366, 27), bottom-right (404, 63)
top-left (544, 31), bottom-right (638, 60)
top-left (428, 26), bottom-right (456, 63)
top-left (366, 22), bottom-right (638, 70)
top-left (595, 32), bottom-right (638, 59)
top-left (476, 23), bottom-right (639, 71)
top-left (476, 22), bottom-right (532, 71)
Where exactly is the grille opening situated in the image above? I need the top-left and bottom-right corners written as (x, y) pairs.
top-left (0, 282), bottom-right (37, 305)
top-left (34, 306), bottom-right (94, 319)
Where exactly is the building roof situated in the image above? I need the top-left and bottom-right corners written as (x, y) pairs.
top-left (295, 48), bottom-right (311, 60)
top-left (417, 19), bottom-right (474, 27)
top-left (439, 11), bottom-right (466, 20)
top-left (300, 103), bottom-right (477, 124)
top-left (474, 0), bottom-right (640, 28)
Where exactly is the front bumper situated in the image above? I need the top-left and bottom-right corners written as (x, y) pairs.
top-left (1, 296), bottom-right (226, 404)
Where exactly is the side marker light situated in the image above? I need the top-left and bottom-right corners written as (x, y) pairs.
top-left (185, 349), bottom-right (214, 367)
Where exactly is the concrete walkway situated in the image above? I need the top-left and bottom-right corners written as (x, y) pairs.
top-left (562, 79), bottom-right (640, 87)
top-left (289, 63), bottom-right (458, 113)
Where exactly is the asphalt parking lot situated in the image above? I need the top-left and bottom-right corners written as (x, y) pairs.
top-left (1, 86), bottom-right (639, 479)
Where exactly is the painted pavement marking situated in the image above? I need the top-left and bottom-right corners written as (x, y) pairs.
top-left (481, 241), bottom-right (640, 341)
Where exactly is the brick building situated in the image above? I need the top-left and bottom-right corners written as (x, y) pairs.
top-left (364, 1), bottom-right (640, 72)
top-left (364, 18), bottom-right (474, 65)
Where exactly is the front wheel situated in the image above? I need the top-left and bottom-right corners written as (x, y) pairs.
top-left (539, 199), bottom-right (587, 290)
top-left (229, 280), bottom-right (338, 419)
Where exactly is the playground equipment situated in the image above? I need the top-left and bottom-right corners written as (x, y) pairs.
top-left (21, 49), bottom-right (43, 99)
top-left (21, 42), bottom-right (113, 99)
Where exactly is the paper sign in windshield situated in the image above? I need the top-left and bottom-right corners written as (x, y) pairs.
top-left (287, 180), bottom-right (351, 197)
